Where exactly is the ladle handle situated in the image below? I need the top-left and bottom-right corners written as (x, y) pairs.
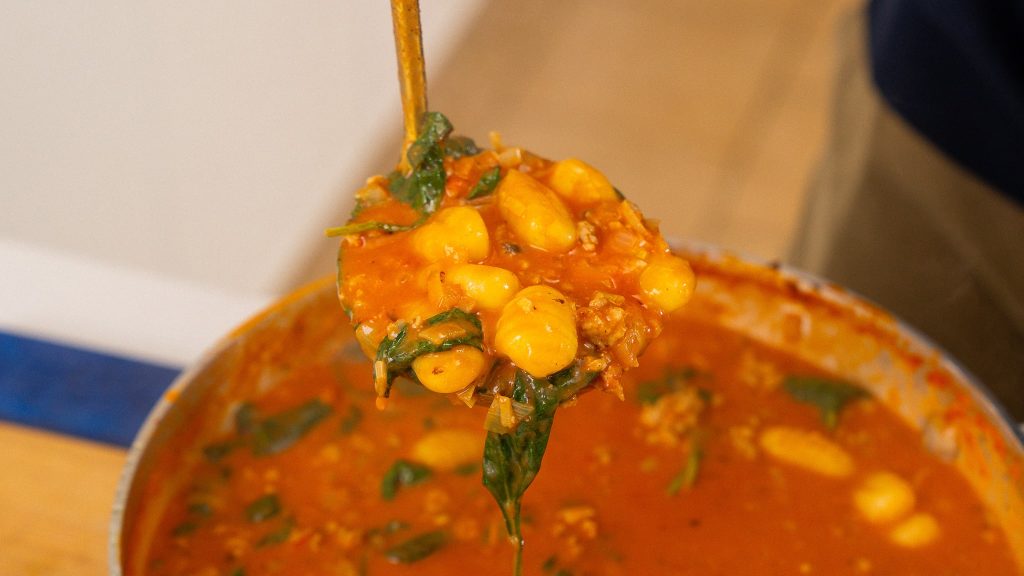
top-left (391, 0), bottom-right (428, 171)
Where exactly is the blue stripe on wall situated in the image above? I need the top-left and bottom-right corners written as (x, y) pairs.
top-left (0, 331), bottom-right (180, 447)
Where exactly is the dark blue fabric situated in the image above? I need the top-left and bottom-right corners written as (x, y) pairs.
top-left (0, 331), bottom-right (180, 447)
top-left (869, 0), bottom-right (1024, 202)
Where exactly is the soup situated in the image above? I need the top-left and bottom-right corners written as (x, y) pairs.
top-left (123, 306), bottom-right (1019, 575)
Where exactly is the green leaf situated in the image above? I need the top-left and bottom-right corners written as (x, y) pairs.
top-left (389, 112), bottom-right (453, 215)
top-left (375, 309), bottom-right (484, 398)
top-left (325, 221), bottom-right (414, 237)
top-left (201, 440), bottom-right (239, 463)
top-left (666, 444), bottom-right (703, 495)
top-left (187, 502), bottom-right (213, 518)
top-left (381, 459), bottom-right (434, 501)
top-left (467, 167), bottom-right (502, 199)
top-left (245, 494), bottom-right (281, 523)
top-left (171, 520), bottom-right (198, 537)
top-left (482, 371), bottom-right (559, 564)
top-left (251, 400), bottom-right (333, 456)
top-left (636, 366), bottom-right (700, 404)
top-left (339, 405), bottom-right (363, 435)
top-left (234, 403), bottom-right (256, 434)
top-left (481, 361), bottom-right (600, 576)
top-left (444, 135), bottom-right (480, 158)
top-left (783, 376), bottom-right (867, 430)
top-left (203, 400), bottom-right (331, 462)
top-left (366, 519), bottom-right (410, 538)
top-left (256, 517), bottom-right (294, 547)
top-left (384, 530), bottom-right (447, 564)
top-left (452, 462), bottom-right (479, 476)
top-left (424, 307), bottom-right (483, 331)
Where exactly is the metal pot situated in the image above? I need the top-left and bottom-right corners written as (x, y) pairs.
top-left (109, 245), bottom-right (1024, 573)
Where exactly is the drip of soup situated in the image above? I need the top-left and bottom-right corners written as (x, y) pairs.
top-left (126, 313), bottom-right (1018, 575)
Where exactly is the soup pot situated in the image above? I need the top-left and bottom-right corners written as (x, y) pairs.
top-left (109, 245), bottom-right (1024, 573)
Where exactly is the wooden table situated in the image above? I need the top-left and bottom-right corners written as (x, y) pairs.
top-left (1, 422), bottom-right (125, 576)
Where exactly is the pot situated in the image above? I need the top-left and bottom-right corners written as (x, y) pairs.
top-left (109, 245), bottom-right (1024, 573)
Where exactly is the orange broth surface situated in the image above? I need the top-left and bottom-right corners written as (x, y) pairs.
top-left (130, 315), bottom-right (1018, 576)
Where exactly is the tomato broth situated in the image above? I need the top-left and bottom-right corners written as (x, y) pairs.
top-left (126, 312), bottom-right (1019, 575)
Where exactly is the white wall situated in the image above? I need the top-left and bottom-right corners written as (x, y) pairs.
top-left (0, 1), bottom-right (485, 365)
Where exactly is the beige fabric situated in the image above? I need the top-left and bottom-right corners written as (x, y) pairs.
top-left (790, 10), bottom-right (1024, 419)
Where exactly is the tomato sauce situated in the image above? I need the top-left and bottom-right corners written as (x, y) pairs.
top-left (128, 314), bottom-right (1019, 575)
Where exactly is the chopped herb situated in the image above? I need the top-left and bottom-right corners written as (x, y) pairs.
top-left (338, 405), bottom-right (363, 435)
top-left (187, 502), bottom-right (213, 518)
top-left (468, 167), bottom-right (502, 199)
top-left (171, 520), bottom-right (198, 537)
top-left (783, 376), bottom-right (867, 430)
top-left (613, 187), bottom-right (626, 200)
top-left (228, 569), bottom-right (245, 576)
top-left (636, 366), bottom-right (700, 404)
top-left (234, 402), bottom-right (257, 435)
top-left (381, 460), bottom-right (434, 501)
top-left (388, 112), bottom-right (452, 216)
top-left (541, 555), bottom-right (574, 576)
top-left (384, 530), bottom-right (448, 564)
top-left (325, 221), bottom-right (414, 237)
top-left (667, 444), bottom-right (703, 495)
top-left (444, 135), bottom-right (480, 158)
top-left (453, 462), bottom-right (479, 476)
top-left (202, 440), bottom-right (239, 463)
top-left (245, 494), bottom-right (281, 523)
top-left (256, 517), bottom-right (294, 547)
top-left (367, 519), bottom-right (410, 538)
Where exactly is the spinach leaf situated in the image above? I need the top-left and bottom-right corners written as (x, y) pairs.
top-left (251, 400), bottom-right (332, 456)
top-left (384, 530), bottom-right (447, 564)
top-left (256, 517), bottom-right (294, 547)
top-left (453, 462), bottom-right (479, 476)
top-left (381, 459), bottom-right (434, 501)
top-left (171, 520), bottom-right (198, 537)
top-left (375, 308), bottom-right (484, 398)
top-left (202, 440), bottom-right (239, 463)
top-left (636, 366), bottom-right (699, 404)
top-left (388, 112), bottom-right (452, 215)
top-left (187, 502), bottom-right (213, 518)
top-left (444, 135), bottom-right (480, 158)
top-left (424, 307), bottom-right (482, 330)
top-left (325, 221), bottom-right (415, 238)
top-left (481, 372), bottom-right (557, 574)
top-left (467, 167), bottom-right (501, 199)
top-left (481, 362), bottom-right (599, 575)
top-left (339, 405), bottom-right (363, 435)
top-left (366, 519), bottom-right (410, 538)
top-left (203, 400), bottom-right (331, 462)
top-left (666, 444), bottom-right (703, 495)
top-left (245, 494), bottom-right (281, 523)
top-left (783, 376), bottom-right (867, 430)
top-left (375, 325), bottom-right (434, 397)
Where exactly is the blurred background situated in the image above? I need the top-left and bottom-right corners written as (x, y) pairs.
top-left (0, 0), bottom-right (860, 573)
top-left (1, 0), bottom-right (858, 367)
